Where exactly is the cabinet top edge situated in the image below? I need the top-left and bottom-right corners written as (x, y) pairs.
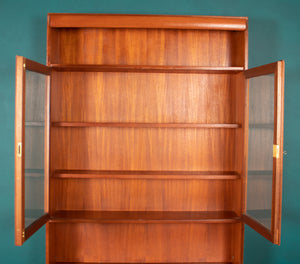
top-left (48, 13), bottom-right (248, 31)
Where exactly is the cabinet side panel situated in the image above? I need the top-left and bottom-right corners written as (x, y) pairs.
top-left (47, 28), bottom-right (60, 66)
top-left (232, 222), bottom-right (243, 264)
top-left (231, 31), bottom-right (246, 69)
top-left (51, 29), bottom-right (245, 67)
top-left (49, 222), bottom-right (236, 263)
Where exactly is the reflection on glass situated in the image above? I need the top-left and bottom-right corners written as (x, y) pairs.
top-left (25, 70), bottom-right (46, 228)
top-left (247, 74), bottom-right (274, 229)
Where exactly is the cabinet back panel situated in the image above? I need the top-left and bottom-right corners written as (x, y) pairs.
top-left (51, 72), bottom-right (237, 123)
top-left (50, 128), bottom-right (235, 171)
top-left (49, 28), bottom-right (245, 66)
top-left (49, 222), bottom-right (238, 263)
top-left (50, 178), bottom-right (238, 211)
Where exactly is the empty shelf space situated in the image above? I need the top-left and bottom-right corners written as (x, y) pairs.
top-left (52, 170), bottom-right (241, 180)
top-left (51, 122), bottom-right (241, 129)
top-left (51, 64), bottom-right (244, 73)
top-left (50, 210), bottom-right (240, 224)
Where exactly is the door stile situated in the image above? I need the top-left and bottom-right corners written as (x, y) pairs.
top-left (15, 56), bottom-right (26, 246)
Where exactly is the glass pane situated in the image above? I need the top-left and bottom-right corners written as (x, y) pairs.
top-left (247, 74), bottom-right (274, 229)
top-left (24, 70), bottom-right (46, 228)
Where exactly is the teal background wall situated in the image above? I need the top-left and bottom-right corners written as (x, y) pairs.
top-left (0, 0), bottom-right (299, 263)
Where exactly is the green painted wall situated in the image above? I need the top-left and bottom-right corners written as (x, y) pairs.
top-left (0, 0), bottom-right (299, 263)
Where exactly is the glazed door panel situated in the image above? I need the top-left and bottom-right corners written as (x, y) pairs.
top-left (242, 61), bottom-right (285, 245)
top-left (15, 56), bottom-right (51, 245)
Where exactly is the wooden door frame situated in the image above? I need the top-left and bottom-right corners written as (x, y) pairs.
top-left (242, 61), bottom-right (284, 245)
top-left (15, 56), bottom-right (51, 245)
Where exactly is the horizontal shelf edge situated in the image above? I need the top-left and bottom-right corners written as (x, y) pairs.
top-left (52, 170), bottom-right (241, 180)
top-left (52, 262), bottom-right (234, 264)
top-left (51, 122), bottom-right (242, 129)
top-left (50, 210), bottom-right (240, 224)
top-left (51, 64), bottom-right (244, 73)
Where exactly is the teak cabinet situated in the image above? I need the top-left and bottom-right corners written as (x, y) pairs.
top-left (15, 14), bottom-right (285, 264)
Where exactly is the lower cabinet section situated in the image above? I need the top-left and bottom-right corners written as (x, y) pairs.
top-left (48, 222), bottom-right (242, 263)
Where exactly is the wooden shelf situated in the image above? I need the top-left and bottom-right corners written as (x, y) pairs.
top-left (50, 210), bottom-right (240, 224)
top-left (52, 170), bottom-right (241, 180)
top-left (52, 262), bottom-right (234, 264)
top-left (51, 122), bottom-right (241, 129)
top-left (51, 64), bottom-right (244, 73)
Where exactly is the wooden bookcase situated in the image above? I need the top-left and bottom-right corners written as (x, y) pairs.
top-left (15, 14), bottom-right (285, 264)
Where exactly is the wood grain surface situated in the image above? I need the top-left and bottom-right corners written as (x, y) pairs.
top-left (50, 178), bottom-right (239, 212)
top-left (44, 14), bottom-right (249, 264)
top-left (49, 28), bottom-right (245, 66)
top-left (49, 222), bottom-right (240, 263)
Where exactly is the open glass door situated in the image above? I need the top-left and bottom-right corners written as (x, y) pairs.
top-left (15, 56), bottom-right (51, 245)
top-left (242, 61), bottom-right (284, 245)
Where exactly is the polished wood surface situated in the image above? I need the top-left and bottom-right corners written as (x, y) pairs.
top-left (50, 128), bottom-right (236, 171)
top-left (15, 56), bottom-right (25, 246)
top-left (24, 58), bottom-right (51, 75)
top-left (50, 178), bottom-right (239, 212)
top-left (274, 61), bottom-right (285, 245)
top-left (48, 29), bottom-right (245, 66)
top-left (49, 222), bottom-right (240, 263)
top-left (52, 122), bottom-right (241, 128)
top-left (51, 64), bottom-right (244, 73)
top-left (51, 72), bottom-right (239, 123)
top-left (53, 169), bottom-right (240, 180)
top-left (50, 210), bottom-right (240, 223)
top-left (46, 14), bottom-right (248, 263)
top-left (52, 262), bottom-right (234, 264)
top-left (49, 14), bottom-right (248, 31)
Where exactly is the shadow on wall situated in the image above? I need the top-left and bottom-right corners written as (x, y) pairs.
top-left (244, 225), bottom-right (274, 263)
top-left (31, 16), bottom-right (47, 63)
top-left (248, 18), bottom-right (279, 67)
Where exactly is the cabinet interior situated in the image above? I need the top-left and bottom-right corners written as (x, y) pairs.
top-left (46, 19), bottom-right (246, 263)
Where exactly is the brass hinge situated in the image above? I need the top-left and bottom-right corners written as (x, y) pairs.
top-left (22, 230), bottom-right (25, 239)
top-left (273, 144), bottom-right (279, 159)
top-left (17, 142), bottom-right (22, 157)
top-left (23, 63), bottom-right (26, 69)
